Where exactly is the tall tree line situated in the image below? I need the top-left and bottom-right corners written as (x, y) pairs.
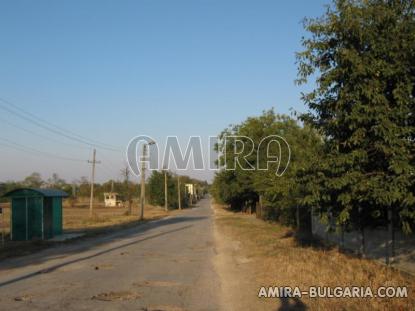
top-left (212, 0), bottom-right (415, 234)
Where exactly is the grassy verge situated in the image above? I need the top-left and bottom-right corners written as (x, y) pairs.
top-left (214, 203), bottom-right (415, 311)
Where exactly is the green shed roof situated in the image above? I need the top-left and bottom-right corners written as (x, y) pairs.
top-left (2, 188), bottom-right (69, 198)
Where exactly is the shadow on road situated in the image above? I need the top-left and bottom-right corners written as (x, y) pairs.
top-left (0, 224), bottom-right (196, 288)
top-left (0, 214), bottom-right (207, 287)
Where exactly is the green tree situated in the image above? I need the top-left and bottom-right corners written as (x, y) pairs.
top-left (212, 110), bottom-right (321, 226)
top-left (147, 170), bottom-right (181, 209)
top-left (148, 170), bottom-right (205, 209)
top-left (297, 0), bottom-right (415, 233)
top-left (47, 173), bottom-right (67, 189)
top-left (77, 176), bottom-right (91, 197)
top-left (23, 172), bottom-right (43, 188)
top-left (148, 170), bottom-right (167, 207)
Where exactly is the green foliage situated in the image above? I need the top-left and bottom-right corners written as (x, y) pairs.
top-left (147, 170), bottom-right (207, 209)
top-left (0, 172), bottom-right (139, 202)
top-left (148, 170), bottom-right (168, 207)
top-left (211, 109), bottom-right (321, 225)
top-left (297, 0), bottom-right (415, 232)
top-left (1, 170), bottom-right (207, 208)
top-left (23, 172), bottom-right (43, 188)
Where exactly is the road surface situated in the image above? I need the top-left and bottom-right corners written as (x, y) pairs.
top-left (0, 198), bottom-right (223, 311)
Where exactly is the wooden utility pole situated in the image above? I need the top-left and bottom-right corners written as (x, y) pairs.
top-left (71, 183), bottom-right (77, 207)
top-left (122, 166), bottom-right (132, 216)
top-left (88, 149), bottom-right (100, 217)
top-left (177, 175), bottom-right (181, 210)
top-left (139, 141), bottom-right (155, 220)
top-left (164, 170), bottom-right (168, 212)
top-left (140, 144), bottom-right (147, 220)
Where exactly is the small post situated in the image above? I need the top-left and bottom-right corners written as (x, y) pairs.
top-left (177, 175), bottom-right (182, 210)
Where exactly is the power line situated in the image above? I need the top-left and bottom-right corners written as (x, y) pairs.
top-left (0, 137), bottom-right (87, 162)
top-left (0, 97), bottom-right (122, 152)
top-left (99, 153), bottom-right (124, 175)
top-left (0, 102), bottom-right (119, 152)
top-left (0, 117), bottom-right (91, 151)
top-left (99, 162), bottom-right (119, 179)
top-left (0, 96), bottom-right (120, 149)
top-left (0, 110), bottom-right (125, 177)
top-left (101, 162), bottom-right (119, 176)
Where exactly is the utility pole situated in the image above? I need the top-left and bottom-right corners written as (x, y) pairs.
top-left (177, 175), bottom-right (181, 210)
top-left (71, 183), bottom-right (77, 208)
top-left (164, 170), bottom-right (168, 212)
top-left (140, 144), bottom-right (147, 220)
top-left (88, 149), bottom-right (100, 217)
top-left (139, 141), bottom-right (155, 220)
top-left (122, 166), bottom-right (132, 216)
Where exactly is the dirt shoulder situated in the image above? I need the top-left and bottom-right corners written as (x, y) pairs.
top-left (213, 203), bottom-right (268, 311)
top-left (213, 203), bottom-right (415, 311)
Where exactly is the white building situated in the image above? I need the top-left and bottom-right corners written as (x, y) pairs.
top-left (185, 184), bottom-right (195, 196)
top-left (185, 184), bottom-right (200, 203)
top-left (104, 192), bottom-right (124, 207)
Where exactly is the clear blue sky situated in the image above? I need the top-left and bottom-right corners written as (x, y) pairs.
top-left (0, 0), bottom-right (328, 183)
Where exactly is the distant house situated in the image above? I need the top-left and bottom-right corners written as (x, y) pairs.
top-left (185, 184), bottom-right (195, 196)
top-left (104, 192), bottom-right (124, 207)
top-left (185, 184), bottom-right (200, 204)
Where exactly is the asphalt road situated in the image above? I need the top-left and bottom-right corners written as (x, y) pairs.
top-left (0, 198), bottom-right (222, 311)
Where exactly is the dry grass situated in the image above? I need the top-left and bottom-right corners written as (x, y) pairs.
top-left (63, 202), bottom-right (169, 232)
top-left (1, 200), bottom-right (169, 234)
top-left (0, 199), bottom-right (172, 260)
top-left (214, 203), bottom-right (415, 311)
top-left (0, 203), bottom-right (10, 235)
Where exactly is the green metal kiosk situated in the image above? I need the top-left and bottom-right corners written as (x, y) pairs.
top-left (2, 188), bottom-right (68, 241)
